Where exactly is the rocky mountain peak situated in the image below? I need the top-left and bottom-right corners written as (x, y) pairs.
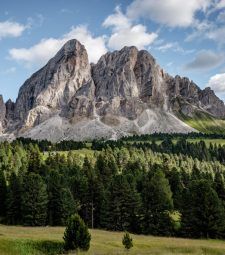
top-left (0, 95), bottom-right (6, 133)
top-left (13, 39), bottom-right (92, 128)
top-left (0, 95), bottom-right (6, 121)
top-left (1, 39), bottom-right (225, 141)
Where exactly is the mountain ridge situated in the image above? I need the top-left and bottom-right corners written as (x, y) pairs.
top-left (0, 39), bottom-right (225, 141)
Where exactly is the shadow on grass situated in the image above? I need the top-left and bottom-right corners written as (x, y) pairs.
top-left (14, 239), bottom-right (64, 255)
top-left (32, 240), bottom-right (64, 255)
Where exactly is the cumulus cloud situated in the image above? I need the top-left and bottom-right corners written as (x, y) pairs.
top-left (0, 20), bottom-right (27, 39)
top-left (103, 6), bottom-right (157, 50)
top-left (208, 73), bottom-right (225, 93)
top-left (127, 0), bottom-right (211, 27)
top-left (9, 25), bottom-right (107, 67)
top-left (207, 26), bottom-right (225, 45)
top-left (216, 0), bottom-right (225, 9)
top-left (184, 50), bottom-right (224, 70)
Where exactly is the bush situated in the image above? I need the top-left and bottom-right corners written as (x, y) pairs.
top-left (63, 214), bottom-right (91, 251)
top-left (122, 232), bottom-right (133, 250)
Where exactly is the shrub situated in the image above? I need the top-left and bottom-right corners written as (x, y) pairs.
top-left (63, 214), bottom-right (91, 251)
top-left (122, 232), bottom-right (133, 250)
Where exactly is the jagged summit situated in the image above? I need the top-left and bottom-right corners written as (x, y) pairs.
top-left (0, 39), bottom-right (225, 141)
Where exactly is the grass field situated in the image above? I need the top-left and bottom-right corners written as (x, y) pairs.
top-left (178, 111), bottom-right (225, 134)
top-left (0, 225), bottom-right (225, 255)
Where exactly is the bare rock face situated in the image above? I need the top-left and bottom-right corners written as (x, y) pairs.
top-left (90, 47), bottom-right (167, 120)
top-left (199, 87), bottom-right (225, 117)
top-left (0, 95), bottom-right (6, 121)
top-left (166, 75), bottom-right (225, 118)
top-left (14, 39), bottom-right (92, 128)
top-left (0, 95), bottom-right (6, 133)
top-left (1, 39), bottom-right (225, 141)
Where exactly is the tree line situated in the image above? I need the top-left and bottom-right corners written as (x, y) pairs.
top-left (0, 138), bottom-right (225, 239)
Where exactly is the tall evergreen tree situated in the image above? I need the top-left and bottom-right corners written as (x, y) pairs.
top-left (142, 169), bottom-right (174, 236)
top-left (181, 179), bottom-right (225, 238)
top-left (21, 173), bottom-right (48, 226)
top-left (104, 174), bottom-right (141, 232)
top-left (0, 170), bottom-right (7, 220)
top-left (7, 172), bottom-right (22, 224)
top-left (47, 170), bottom-right (64, 226)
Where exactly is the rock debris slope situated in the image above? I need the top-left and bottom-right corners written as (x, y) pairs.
top-left (0, 39), bottom-right (225, 141)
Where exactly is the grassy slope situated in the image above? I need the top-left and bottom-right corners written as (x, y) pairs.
top-left (178, 111), bottom-right (225, 134)
top-left (0, 225), bottom-right (225, 255)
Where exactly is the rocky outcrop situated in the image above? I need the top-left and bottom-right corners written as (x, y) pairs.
top-left (14, 39), bottom-right (92, 128)
top-left (1, 39), bottom-right (225, 141)
top-left (0, 95), bottom-right (6, 133)
top-left (166, 75), bottom-right (225, 118)
top-left (199, 87), bottom-right (225, 117)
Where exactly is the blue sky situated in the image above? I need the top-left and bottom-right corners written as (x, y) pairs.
top-left (1, 0), bottom-right (225, 101)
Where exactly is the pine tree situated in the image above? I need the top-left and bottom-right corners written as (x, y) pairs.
top-left (142, 170), bottom-right (174, 236)
top-left (0, 170), bottom-right (7, 220)
top-left (105, 174), bottom-right (141, 232)
top-left (21, 173), bottom-right (48, 226)
top-left (7, 172), bottom-right (22, 224)
top-left (122, 232), bottom-right (133, 250)
top-left (181, 179), bottom-right (225, 238)
top-left (61, 188), bottom-right (77, 224)
top-left (63, 214), bottom-right (91, 251)
top-left (47, 170), bottom-right (64, 226)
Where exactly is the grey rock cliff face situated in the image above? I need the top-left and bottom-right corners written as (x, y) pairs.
top-left (166, 75), bottom-right (225, 117)
top-left (0, 95), bottom-right (6, 133)
top-left (1, 39), bottom-right (225, 141)
top-left (14, 39), bottom-right (92, 128)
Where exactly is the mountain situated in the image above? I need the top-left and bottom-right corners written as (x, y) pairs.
top-left (0, 39), bottom-right (225, 141)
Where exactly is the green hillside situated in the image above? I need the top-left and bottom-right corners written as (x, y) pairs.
top-left (178, 111), bottom-right (225, 134)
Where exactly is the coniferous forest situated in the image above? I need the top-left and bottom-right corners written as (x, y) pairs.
top-left (1, 134), bottom-right (225, 239)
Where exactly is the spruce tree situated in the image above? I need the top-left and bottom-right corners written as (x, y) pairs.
top-left (0, 170), bottom-right (7, 219)
top-left (61, 188), bottom-right (77, 224)
top-left (63, 214), bottom-right (91, 251)
top-left (7, 172), bottom-right (22, 224)
top-left (142, 170), bottom-right (174, 235)
top-left (181, 179), bottom-right (225, 238)
top-left (21, 173), bottom-right (48, 226)
top-left (122, 232), bottom-right (133, 250)
top-left (105, 174), bottom-right (141, 232)
top-left (47, 170), bottom-right (64, 226)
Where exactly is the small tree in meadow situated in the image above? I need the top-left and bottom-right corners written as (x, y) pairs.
top-left (63, 214), bottom-right (91, 252)
top-left (122, 232), bottom-right (133, 250)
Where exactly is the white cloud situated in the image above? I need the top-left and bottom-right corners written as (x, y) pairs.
top-left (155, 42), bottom-right (194, 54)
top-left (207, 26), bottom-right (225, 45)
top-left (216, 0), bottom-right (225, 9)
top-left (103, 7), bottom-right (157, 50)
top-left (184, 50), bottom-right (224, 70)
top-left (9, 25), bottom-right (107, 67)
top-left (127, 0), bottom-right (211, 27)
top-left (0, 20), bottom-right (27, 39)
top-left (208, 73), bottom-right (225, 93)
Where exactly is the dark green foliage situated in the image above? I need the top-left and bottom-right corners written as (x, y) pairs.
top-left (0, 134), bottom-right (225, 239)
top-left (104, 174), bottom-right (141, 232)
top-left (21, 173), bottom-right (48, 226)
top-left (61, 188), bottom-right (77, 223)
top-left (63, 214), bottom-right (91, 251)
top-left (181, 180), bottom-right (225, 238)
top-left (0, 170), bottom-right (7, 219)
top-left (122, 232), bottom-right (133, 250)
top-left (7, 172), bottom-right (22, 224)
top-left (142, 169), bottom-right (174, 236)
top-left (47, 170), bottom-right (65, 226)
